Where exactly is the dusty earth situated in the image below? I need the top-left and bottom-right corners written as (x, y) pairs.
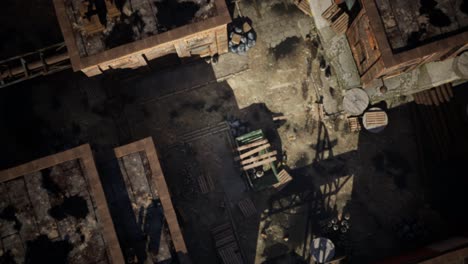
top-left (0, 0), bottom-right (466, 263)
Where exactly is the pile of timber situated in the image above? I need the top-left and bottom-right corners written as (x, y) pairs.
top-left (236, 139), bottom-right (277, 171)
top-left (211, 223), bottom-right (243, 264)
top-left (322, 3), bottom-right (350, 34)
top-left (347, 117), bottom-right (362, 132)
top-left (272, 169), bottom-right (293, 190)
top-left (293, 0), bottom-right (312, 16)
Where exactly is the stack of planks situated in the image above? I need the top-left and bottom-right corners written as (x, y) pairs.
top-left (347, 117), bottom-right (362, 132)
top-left (322, 3), bottom-right (349, 34)
top-left (293, 0), bottom-right (313, 16)
top-left (272, 169), bottom-right (293, 190)
top-left (236, 139), bottom-right (277, 171)
top-left (211, 223), bottom-right (243, 264)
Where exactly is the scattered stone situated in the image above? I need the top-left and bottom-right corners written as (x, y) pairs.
top-left (228, 18), bottom-right (257, 55)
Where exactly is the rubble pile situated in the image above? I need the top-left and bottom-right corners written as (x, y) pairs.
top-left (228, 20), bottom-right (256, 55)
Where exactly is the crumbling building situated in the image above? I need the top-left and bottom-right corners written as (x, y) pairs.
top-left (347, 0), bottom-right (468, 86)
top-left (53, 0), bottom-right (230, 76)
top-left (0, 138), bottom-right (191, 264)
top-left (0, 145), bottom-right (124, 264)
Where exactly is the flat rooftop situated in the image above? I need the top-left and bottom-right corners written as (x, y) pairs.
top-left (375, 0), bottom-right (468, 52)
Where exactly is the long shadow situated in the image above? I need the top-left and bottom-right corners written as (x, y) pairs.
top-left (413, 83), bottom-right (468, 234)
top-left (0, 70), bottom-right (93, 169)
top-left (312, 122), bottom-right (338, 163)
top-left (121, 63), bottom-right (285, 263)
top-left (0, 56), bottom-right (359, 263)
top-left (98, 158), bottom-right (150, 263)
top-left (263, 148), bottom-right (354, 262)
top-left (0, 55), bottom-right (283, 264)
top-left (3, 47), bottom-right (468, 264)
top-left (260, 96), bottom-right (468, 264)
top-left (141, 201), bottom-right (165, 259)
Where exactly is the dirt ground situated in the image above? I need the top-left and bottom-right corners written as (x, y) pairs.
top-left (0, 0), bottom-right (467, 263)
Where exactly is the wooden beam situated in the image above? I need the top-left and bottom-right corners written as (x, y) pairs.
top-left (239, 144), bottom-right (270, 160)
top-left (272, 169), bottom-right (293, 190)
top-left (236, 139), bottom-right (268, 152)
top-left (242, 157), bottom-right (277, 170)
top-left (240, 151), bottom-right (277, 165)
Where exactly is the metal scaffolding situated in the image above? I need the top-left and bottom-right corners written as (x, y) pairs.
top-left (0, 42), bottom-right (71, 89)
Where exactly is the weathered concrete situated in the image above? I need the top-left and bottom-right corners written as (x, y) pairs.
top-left (308, 0), bottom-right (467, 113)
